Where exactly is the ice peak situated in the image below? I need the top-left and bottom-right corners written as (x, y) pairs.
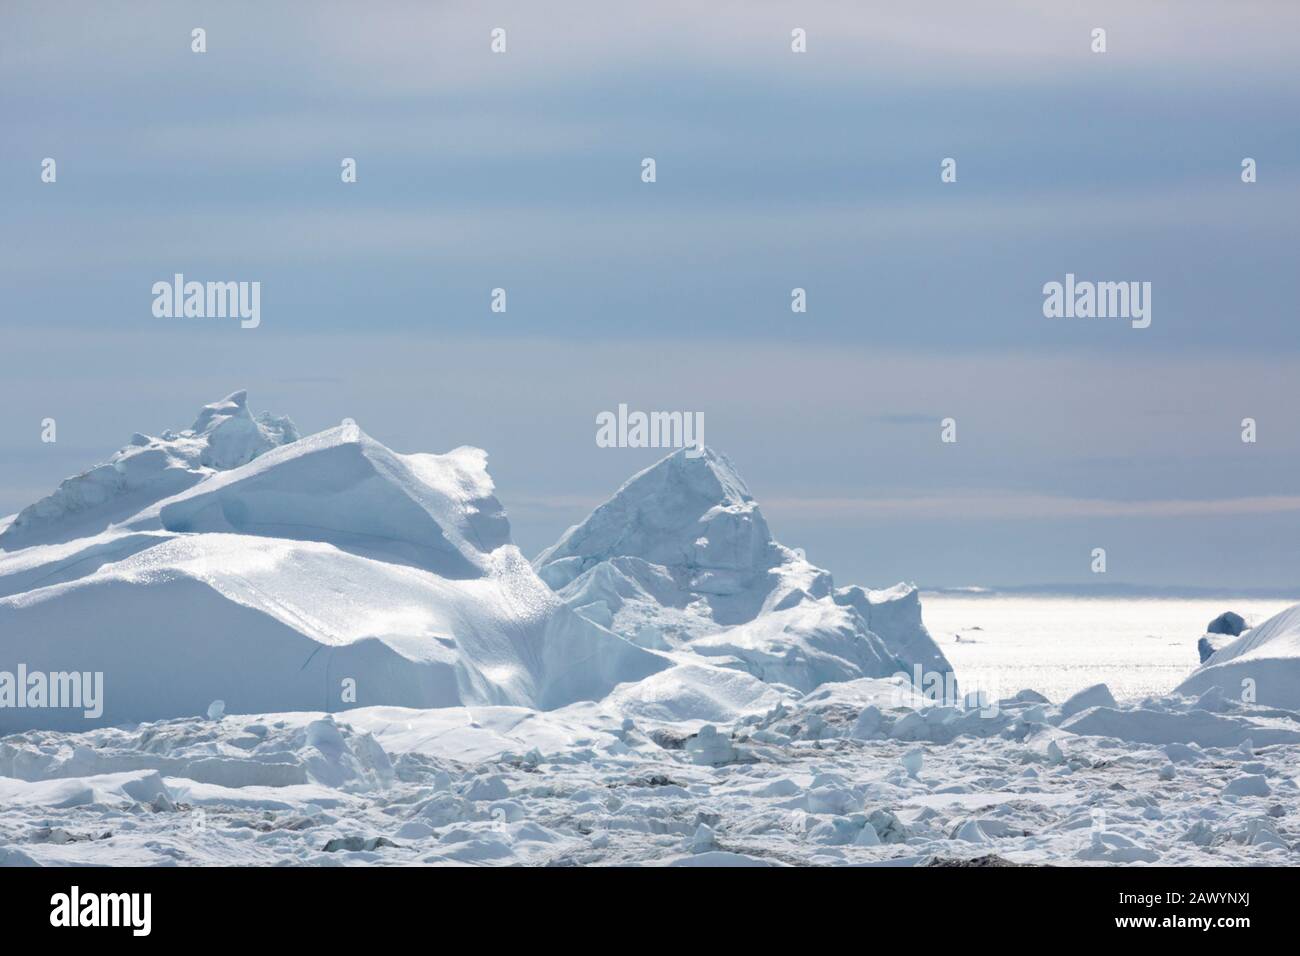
top-left (184, 389), bottom-right (300, 470)
top-left (615, 445), bottom-right (753, 510)
top-left (190, 389), bottom-right (251, 433)
top-left (1, 390), bottom-right (299, 547)
top-left (534, 446), bottom-right (773, 586)
top-left (534, 446), bottom-right (955, 690)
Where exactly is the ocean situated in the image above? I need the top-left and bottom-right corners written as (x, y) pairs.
top-left (919, 592), bottom-right (1297, 704)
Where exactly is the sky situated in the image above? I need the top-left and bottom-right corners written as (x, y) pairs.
top-left (3, 1), bottom-right (1299, 592)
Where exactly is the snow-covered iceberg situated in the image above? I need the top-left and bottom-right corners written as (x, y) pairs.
top-left (0, 393), bottom-right (666, 730)
top-left (1176, 603), bottom-right (1300, 710)
top-left (534, 447), bottom-right (952, 693)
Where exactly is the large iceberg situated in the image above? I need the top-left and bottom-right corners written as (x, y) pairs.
top-left (534, 447), bottom-right (953, 693)
top-left (0, 398), bottom-right (950, 736)
top-left (0, 393), bottom-right (666, 730)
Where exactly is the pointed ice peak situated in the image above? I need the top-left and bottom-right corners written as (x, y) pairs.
top-left (186, 389), bottom-right (300, 469)
top-left (534, 446), bottom-right (774, 588)
top-left (614, 445), bottom-right (753, 510)
top-left (191, 389), bottom-right (252, 433)
top-left (534, 446), bottom-right (957, 688)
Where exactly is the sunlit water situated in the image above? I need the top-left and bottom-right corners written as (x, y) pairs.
top-left (920, 593), bottom-right (1297, 704)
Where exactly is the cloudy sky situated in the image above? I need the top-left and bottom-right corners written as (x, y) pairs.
top-left (3, 1), bottom-right (1299, 591)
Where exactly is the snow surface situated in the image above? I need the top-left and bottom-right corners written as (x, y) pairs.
top-left (4, 393), bottom-right (1300, 866)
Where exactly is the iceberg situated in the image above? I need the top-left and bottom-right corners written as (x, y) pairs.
top-left (0, 390), bottom-right (297, 549)
top-left (1176, 602), bottom-right (1300, 710)
top-left (534, 447), bottom-right (952, 693)
top-left (0, 393), bottom-right (666, 730)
